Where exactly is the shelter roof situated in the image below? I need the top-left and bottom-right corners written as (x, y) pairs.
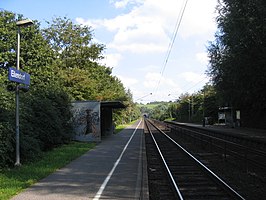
top-left (101, 101), bottom-right (126, 109)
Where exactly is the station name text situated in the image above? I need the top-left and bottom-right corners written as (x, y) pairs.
top-left (10, 69), bottom-right (26, 81)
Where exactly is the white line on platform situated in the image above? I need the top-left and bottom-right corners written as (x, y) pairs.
top-left (92, 119), bottom-right (142, 200)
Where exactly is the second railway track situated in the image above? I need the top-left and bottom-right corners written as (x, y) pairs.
top-left (145, 118), bottom-right (245, 200)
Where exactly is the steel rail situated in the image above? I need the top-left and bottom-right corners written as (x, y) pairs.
top-left (145, 120), bottom-right (184, 200)
top-left (165, 121), bottom-right (266, 169)
top-left (147, 119), bottom-right (245, 200)
top-left (165, 120), bottom-right (266, 151)
top-left (169, 122), bottom-right (266, 155)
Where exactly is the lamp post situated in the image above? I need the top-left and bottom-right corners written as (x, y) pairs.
top-left (191, 95), bottom-right (194, 118)
top-left (188, 99), bottom-right (191, 122)
top-left (202, 91), bottom-right (205, 127)
top-left (15, 19), bottom-right (33, 166)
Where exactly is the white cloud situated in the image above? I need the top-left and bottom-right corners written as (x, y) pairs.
top-left (117, 75), bottom-right (138, 88)
top-left (109, 42), bottom-right (167, 53)
top-left (76, 17), bottom-right (93, 27)
top-left (104, 9), bottom-right (169, 53)
top-left (139, 64), bottom-right (160, 72)
top-left (110, 0), bottom-right (143, 9)
top-left (75, 0), bottom-right (217, 102)
top-left (143, 72), bottom-right (180, 89)
top-left (143, 72), bottom-right (160, 88)
top-left (77, 0), bottom-right (217, 54)
top-left (100, 53), bottom-right (122, 68)
top-left (179, 0), bottom-right (217, 39)
top-left (181, 72), bottom-right (207, 83)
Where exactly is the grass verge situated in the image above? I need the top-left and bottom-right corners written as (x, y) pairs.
top-left (0, 141), bottom-right (96, 200)
top-left (114, 120), bottom-right (138, 134)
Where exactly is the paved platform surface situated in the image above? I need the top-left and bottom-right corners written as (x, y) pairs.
top-left (11, 119), bottom-right (148, 200)
top-left (169, 121), bottom-right (266, 144)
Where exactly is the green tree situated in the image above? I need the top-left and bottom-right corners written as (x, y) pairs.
top-left (149, 103), bottom-right (169, 121)
top-left (0, 11), bottom-right (17, 70)
top-left (42, 17), bottom-right (128, 102)
top-left (207, 0), bottom-right (266, 128)
top-left (0, 11), bottom-right (73, 167)
top-left (43, 17), bottom-right (104, 70)
top-left (0, 12), bottom-right (134, 168)
top-left (201, 85), bottom-right (218, 123)
top-left (0, 10), bottom-right (56, 90)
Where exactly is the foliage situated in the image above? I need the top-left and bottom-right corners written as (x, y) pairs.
top-left (0, 11), bottom-right (54, 72)
top-left (141, 0), bottom-right (266, 128)
top-left (0, 11), bottom-right (75, 167)
top-left (0, 10), bottom-right (136, 168)
top-left (114, 120), bottom-right (138, 134)
top-left (113, 89), bottom-right (141, 125)
top-left (140, 102), bottom-right (170, 121)
top-left (20, 86), bottom-right (73, 153)
top-left (43, 17), bottom-right (104, 69)
top-left (42, 17), bottom-right (128, 102)
top-left (0, 11), bottom-right (17, 70)
top-left (138, 84), bottom-right (218, 124)
top-left (173, 85), bottom-right (218, 123)
top-left (0, 122), bottom-right (14, 168)
top-left (207, 0), bottom-right (266, 128)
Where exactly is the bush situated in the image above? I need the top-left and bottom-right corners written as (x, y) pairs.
top-left (0, 89), bottom-right (15, 168)
top-left (0, 85), bottom-right (74, 168)
top-left (20, 86), bottom-right (74, 152)
top-left (0, 122), bottom-right (14, 168)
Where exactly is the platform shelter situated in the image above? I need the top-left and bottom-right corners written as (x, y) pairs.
top-left (71, 101), bottom-right (126, 142)
top-left (218, 106), bottom-right (241, 127)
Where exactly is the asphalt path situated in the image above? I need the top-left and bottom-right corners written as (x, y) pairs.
top-left (11, 119), bottom-right (147, 200)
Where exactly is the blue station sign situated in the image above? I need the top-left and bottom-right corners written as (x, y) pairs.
top-left (8, 67), bottom-right (30, 85)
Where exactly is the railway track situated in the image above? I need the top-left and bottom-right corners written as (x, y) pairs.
top-left (162, 120), bottom-right (266, 174)
top-left (164, 120), bottom-right (266, 150)
top-left (145, 119), bottom-right (245, 200)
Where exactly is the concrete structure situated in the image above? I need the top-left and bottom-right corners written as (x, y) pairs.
top-left (218, 107), bottom-right (241, 127)
top-left (218, 107), bottom-right (232, 125)
top-left (72, 101), bottom-right (125, 142)
top-left (100, 101), bottom-right (126, 137)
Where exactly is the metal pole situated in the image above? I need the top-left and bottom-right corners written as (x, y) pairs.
top-left (14, 19), bottom-right (33, 166)
top-left (191, 95), bottom-right (194, 117)
top-left (202, 91), bottom-right (205, 127)
top-left (188, 99), bottom-right (190, 122)
top-left (15, 27), bottom-right (20, 166)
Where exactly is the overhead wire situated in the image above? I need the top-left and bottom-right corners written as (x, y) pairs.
top-left (168, 74), bottom-right (210, 99)
top-left (183, 77), bottom-right (208, 92)
top-left (154, 0), bottom-right (189, 96)
top-left (181, 73), bottom-right (209, 92)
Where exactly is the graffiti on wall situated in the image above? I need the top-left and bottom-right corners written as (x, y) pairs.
top-left (72, 101), bottom-right (101, 141)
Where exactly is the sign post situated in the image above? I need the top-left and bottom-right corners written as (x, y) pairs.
top-left (8, 68), bottom-right (30, 85)
top-left (8, 67), bottom-right (31, 166)
top-left (11, 18), bottom-right (33, 167)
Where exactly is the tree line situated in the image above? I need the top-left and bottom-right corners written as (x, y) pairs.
top-left (207, 0), bottom-right (266, 128)
top-left (0, 11), bottom-right (140, 168)
top-left (139, 84), bottom-right (217, 124)
top-left (141, 0), bottom-right (266, 129)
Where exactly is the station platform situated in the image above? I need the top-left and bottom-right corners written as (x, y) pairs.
top-left (11, 119), bottom-right (148, 200)
top-left (167, 121), bottom-right (266, 144)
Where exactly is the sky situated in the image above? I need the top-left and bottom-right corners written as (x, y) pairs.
top-left (1, 0), bottom-right (218, 103)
